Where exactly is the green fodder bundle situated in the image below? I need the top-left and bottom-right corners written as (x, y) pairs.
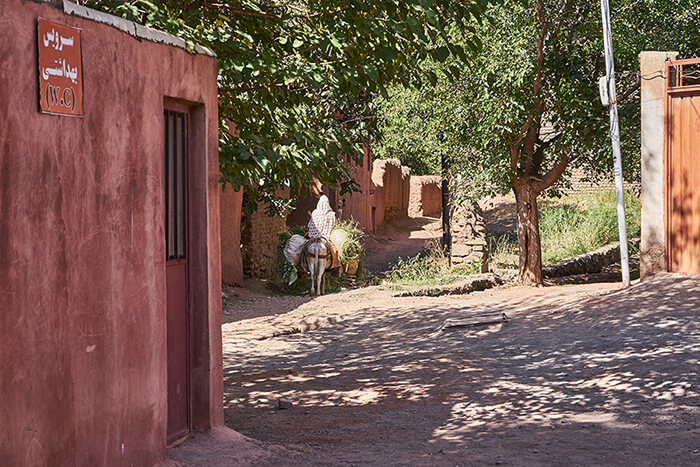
top-left (276, 226), bottom-right (307, 285)
top-left (333, 219), bottom-right (365, 266)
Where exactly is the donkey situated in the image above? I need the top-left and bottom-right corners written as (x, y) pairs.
top-left (301, 237), bottom-right (334, 295)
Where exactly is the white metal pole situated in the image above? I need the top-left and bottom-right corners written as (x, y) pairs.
top-left (600, 0), bottom-right (631, 286)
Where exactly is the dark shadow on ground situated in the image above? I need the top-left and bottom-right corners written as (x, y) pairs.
top-left (222, 281), bottom-right (313, 324)
top-left (223, 274), bottom-right (700, 466)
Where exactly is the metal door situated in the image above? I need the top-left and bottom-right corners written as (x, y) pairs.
top-left (666, 59), bottom-right (700, 273)
top-left (164, 109), bottom-right (191, 443)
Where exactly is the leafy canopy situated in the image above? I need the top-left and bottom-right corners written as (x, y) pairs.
top-left (374, 0), bottom-right (699, 284)
top-left (376, 0), bottom-right (700, 195)
top-left (84, 0), bottom-right (492, 205)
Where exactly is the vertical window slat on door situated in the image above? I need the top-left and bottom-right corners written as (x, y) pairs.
top-left (165, 109), bottom-right (188, 261)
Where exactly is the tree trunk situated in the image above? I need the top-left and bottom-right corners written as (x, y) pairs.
top-left (441, 154), bottom-right (452, 265)
top-left (513, 180), bottom-right (543, 286)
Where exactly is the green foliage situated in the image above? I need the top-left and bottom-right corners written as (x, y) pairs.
top-left (385, 239), bottom-right (481, 287)
top-left (334, 219), bottom-right (365, 264)
top-left (373, 83), bottom-right (447, 175)
top-left (276, 226), bottom-right (306, 285)
top-left (375, 0), bottom-right (696, 280)
top-left (282, 272), bottom-right (360, 296)
top-left (84, 0), bottom-right (491, 205)
top-left (539, 190), bottom-right (641, 265)
top-left (340, 238), bottom-right (363, 264)
top-left (335, 219), bottom-right (364, 241)
top-left (488, 191), bottom-right (642, 268)
top-left (376, 0), bottom-right (699, 189)
top-left (488, 234), bottom-right (519, 269)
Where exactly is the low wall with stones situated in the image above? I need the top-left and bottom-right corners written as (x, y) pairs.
top-left (451, 201), bottom-right (489, 271)
top-left (409, 175), bottom-right (442, 217)
top-left (543, 238), bottom-right (641, 278)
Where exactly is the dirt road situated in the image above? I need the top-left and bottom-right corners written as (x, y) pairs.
top-left (197, 273), bottom-right (700, 466)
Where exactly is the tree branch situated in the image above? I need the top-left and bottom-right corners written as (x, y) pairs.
top-left (534, 149), bottom-right (570, 193)
top-left (523, 0), bottom-right (548, 175)
top-left (508, 141), bottom-right (519, 173)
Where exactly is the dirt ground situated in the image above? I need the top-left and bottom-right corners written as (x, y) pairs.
top-left (169, 204), bottom-right (700, 466)
top-left (212, 274), bottom-right (700, 466)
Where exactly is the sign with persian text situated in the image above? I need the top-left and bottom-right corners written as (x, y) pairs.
top-left (38, 18), bottom-right (83, 116)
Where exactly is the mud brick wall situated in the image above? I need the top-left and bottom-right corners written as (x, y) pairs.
top-left (241, 189), bottom-right (290, 278)
top-left (372, 159), bottom-right (411, 221)
top-left (337, 146), bottom-right (373, 230)
top-left (220, 186), bottom-right (244, 286)
top-left (409, 175), bottom-right (442, 217)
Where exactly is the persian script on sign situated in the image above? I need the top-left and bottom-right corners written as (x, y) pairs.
top-left (38, 18), bottom-right (83, 116)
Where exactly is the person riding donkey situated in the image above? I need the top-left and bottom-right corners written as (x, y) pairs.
top-left (302, 195), bottom-right (342, 294)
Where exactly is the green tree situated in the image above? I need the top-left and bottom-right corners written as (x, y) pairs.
top-left (83, 0), bottom-right (490, 208)
top-left (375, 0), bottom-right (699, 285)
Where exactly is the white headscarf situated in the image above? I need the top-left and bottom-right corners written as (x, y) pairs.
top-left (308, 195), bottom-right (336, 238)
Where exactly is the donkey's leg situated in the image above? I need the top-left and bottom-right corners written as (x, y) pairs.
top-left (308, 260), bottom-right (316, 295)
top-left (317, 262), bottom-right (326, 295)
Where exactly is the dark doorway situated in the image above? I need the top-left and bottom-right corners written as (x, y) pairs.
top-left (164, 109), bottom-right (191, 443)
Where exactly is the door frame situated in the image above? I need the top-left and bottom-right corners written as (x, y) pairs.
top-left (665, 58), bottom-right (700, 273)
top-left (164, 100), bottom-right (193, 445)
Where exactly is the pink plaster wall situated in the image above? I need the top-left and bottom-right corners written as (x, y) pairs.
top-left (0, 1), bottom-right (220, 464)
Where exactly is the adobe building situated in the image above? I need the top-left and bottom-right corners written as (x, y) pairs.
top-left (1, 0), bottom-right (223, 464)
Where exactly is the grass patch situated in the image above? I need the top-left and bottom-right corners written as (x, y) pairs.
top-left (489, 190), bottom-right (641, 268)
top-left (384, 239), bottom-right (482, 288)
top-left (488, 234), bottom-right (519, 269)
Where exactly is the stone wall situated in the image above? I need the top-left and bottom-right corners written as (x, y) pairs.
top-left (450, 201), bottom-right (489, 271)
top-left (409, 175), bottom-right (442, 217)
top-left (543, 239), bottom-right (641, 278)
top-left (241, 191), bottom-right (289, 278)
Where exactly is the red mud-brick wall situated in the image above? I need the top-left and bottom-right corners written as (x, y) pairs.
top-left (370, 183), bottom-right (386, 233)
top-left (372, 159), bottom-right (411, 221)
top-left (338, 145), bottom-right (372, 230)
top-left (408, 175), bottom-right (442, 217)
top-left (287, 145), bottom-right (373, 233)
top-left (220, 186), bottom-right (244, 285)
top-left (0, 2), bottom-right (220, 465)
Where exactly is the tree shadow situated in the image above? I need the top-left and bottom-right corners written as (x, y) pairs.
top-left (223, 274), bottom-right (700, 465)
